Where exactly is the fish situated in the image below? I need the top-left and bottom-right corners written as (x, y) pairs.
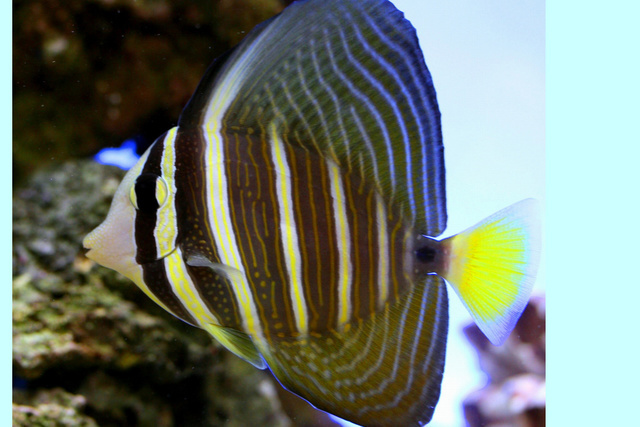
top-left (83, 0), bottom-right (540, 425)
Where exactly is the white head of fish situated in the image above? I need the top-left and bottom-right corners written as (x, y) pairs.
top-left (83, 148), bottom-right (152, 284)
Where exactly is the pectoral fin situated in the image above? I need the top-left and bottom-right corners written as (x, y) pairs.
top-left (185, 253), bottom-right (245, 283)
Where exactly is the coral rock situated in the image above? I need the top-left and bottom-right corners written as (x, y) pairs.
top-left (463, 295), bottom-right (546, 427)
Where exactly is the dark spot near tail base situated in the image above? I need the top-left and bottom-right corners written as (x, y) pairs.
top-left (416, 246), bottom-right (436, 263)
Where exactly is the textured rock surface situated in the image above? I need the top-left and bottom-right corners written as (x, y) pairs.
top-left (12, 160), bottom-right (304, 426)
top-left (13, 388), bottom-right (99, 427)
top-left (462, 295), bottom-right (546, 427)
top-left (13, 0), bottom-right (288, 185)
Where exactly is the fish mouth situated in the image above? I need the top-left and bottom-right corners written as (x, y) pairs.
top-left (82, 228), bottom-right (178, 268)
top-left (81, 233), bottom-right (95, 259)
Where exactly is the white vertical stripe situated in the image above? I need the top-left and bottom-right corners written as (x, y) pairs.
top-left (203, 128), bottom-right (264, 341)
top-left (296, 48), bottom-right (332, 150)
top-left (328, 158), bottom-right (353, 327)
top-left (350, 106), bottom-right (380, 185)
top-left (201, 20), bottom-right (279, 128)
top-left (321, 28), bottom-right (397, 192)
top-left (335, 24), bottom-right (416, 220)
top-left (103, 146), bottom-right (173, 315)
top-left (376, 193), bottom-right (389, 308)
top-left (196, 31), bottom-right (270, 341)
top-left (269, 124), bottom-right (309, 335)
top-left (154, 127), bottom-right (179, 258)
top-left (164, 247), bottom-right (221, 326)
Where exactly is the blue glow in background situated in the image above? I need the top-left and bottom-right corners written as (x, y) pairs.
top-left (94, 139), bottom-right (140, 170)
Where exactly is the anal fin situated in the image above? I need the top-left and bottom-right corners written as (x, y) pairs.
top-left (185, 252), bottom-right (265, 369)
top-left (259, 276), bottom-right (448, 427)
top-left (203, 323), bottom-right (266, 370)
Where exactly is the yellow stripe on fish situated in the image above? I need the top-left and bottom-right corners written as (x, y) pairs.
top-left (269, 123), bottom-right (309, 335)
top-left (328, 157), bottom-right (353, 328)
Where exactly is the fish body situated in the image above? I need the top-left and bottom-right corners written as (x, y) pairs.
top-left (83, 0), bottom-right (540, 425)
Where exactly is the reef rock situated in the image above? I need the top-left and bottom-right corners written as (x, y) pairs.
top-left (12, 160), bottom-right (299, 426)
top-left (462, 295), bottom-right (546, 427)
top-left (13, 388), bottom-right (98, 427)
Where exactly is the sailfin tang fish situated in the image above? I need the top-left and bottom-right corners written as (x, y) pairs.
top-left (83, 0), bottom-right (540, 425)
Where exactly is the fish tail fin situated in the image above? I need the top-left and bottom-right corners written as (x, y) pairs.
top-left (439, 199), bottom-right (540, 345)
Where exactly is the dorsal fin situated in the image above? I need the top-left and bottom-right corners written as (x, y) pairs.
top-left (178, 45), bottom-right (239, 128)
top-left (179, 0), bottom-right (447, 236)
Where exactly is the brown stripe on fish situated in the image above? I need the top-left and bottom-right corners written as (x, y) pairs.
top-left (341, 169), bottom-right (377, 322)
top-left (223, 130), bottom-right (279, 340)
top-left (219, 126), bottom-right (419, 337)
top-left (260, 131), bottom-right (349, 335)
top-left (200, 123), bottom-right (286, 341)
top-left (220, 129), bottom-right (305, 339)
top-left (283, 139), bottom-right (319, 331)
top-left (327, 156), bottom-right (414, 329)
top-left (172, 127), bottom-right (244, 330)
top-left (286, 135), bottom-right (338, 333)
top-left (140, 258), bottom-right (197, 326)
top-left (133, 131), bottom-right (166, 264)
top-left (253, 128), bottom-right (297, 338)
top-left (310, 140), bottom-right (340, 332)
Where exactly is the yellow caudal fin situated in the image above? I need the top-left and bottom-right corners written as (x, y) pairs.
top-left (440, 199), bottom-right (540, 345)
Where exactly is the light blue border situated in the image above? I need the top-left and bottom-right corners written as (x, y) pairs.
top-left (5, 0), bottom-right (12, 422)
top-left (548, 0), bottom-right (640, 424)
top-left (7, 0), bottom-right (640, 424)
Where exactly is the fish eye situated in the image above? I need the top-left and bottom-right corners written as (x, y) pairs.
top-left (129, 173), bottom-right (169, 213)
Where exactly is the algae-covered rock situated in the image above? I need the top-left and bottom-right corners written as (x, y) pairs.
top-left (12, 265), bottom-right (212, 382)
top-left (13, 160), bottom-right (293, 426)
top-left (13, 388), bottom-right (98, 427)
top-left (13, 161), bottom-right (125, 276)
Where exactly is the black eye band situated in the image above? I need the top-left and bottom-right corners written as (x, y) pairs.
top-left (134, 174), bottom-right (160, 213)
